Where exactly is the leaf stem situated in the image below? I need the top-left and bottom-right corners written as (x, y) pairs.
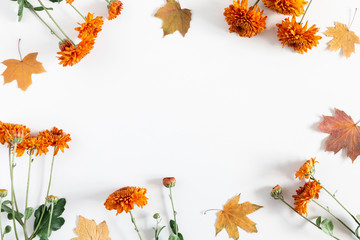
top-left (312, 199), bottom-right (358, 238)
top-left (129, 210), bottom-right (143, 240)
top-left (8, 144), bottom-right (19, 240)
top-left (277, 197), bottom-right (342, 240)
top-left (69, 3), bottom-right (85, 21)
top-left (23, 149), bottom-right (34, 240)
top-left (169, 187), bottom-right (178, 236)
top-left (311, 175), bottom-right (360, 226)
top-left (47, 201), bottom-right (54, 238)
top-left (299, 0), bottom-right (313, 24)
top-left (36, 0), bottom-right (75, 45)
top-left (349, 8), bottom-right (357, 30)
top-left (17, 39), bottom-right (23, 61)
top-left (29, 8), bottom-right (62, 41)
top-left (203, 209), bottom-right (223, 214)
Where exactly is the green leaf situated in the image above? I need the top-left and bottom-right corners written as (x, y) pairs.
top-left (4, 225), bottom-right (11, 235)
top-left (48, 0), bottom-right (63, 2)
top-left (355, 226), bottom-right (360, 238)
top-left (168, 234), bottom-right (180, 240)
top-left (178, 232), bottom-right (184, 240)
top-left (170, 220), bottom-right (178, 234)
top-left (320, 219), bottom-right (334, 236)
top-left (33, 6), bottom-right (53, 11)
top-left (316, 216), bottom-right (321, 227)
top-left (1, 201), bottom-right (24, 223)
top-left (17, 0), bottom-right (25, 21)
top-left (25, 207), bottom-right (34, 220)
top-left (357, 214), bottom-right (360, 222)
top-left (33, 198), bottom-right (66, 239)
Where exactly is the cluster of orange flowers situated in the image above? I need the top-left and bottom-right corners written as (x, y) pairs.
top-left (57, 0), bottom-right (123, 67)
top-left (293, 157), bottom-right (322, 215)
top-left (224, 0), bottom-right (321, 53)
top-left (0, 121), bottom-right (71, 157)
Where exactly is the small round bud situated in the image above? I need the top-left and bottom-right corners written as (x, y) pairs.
top-left (46, 195), bottom-right (59, 204)
top-left (0, 189), bottom-right (8, 198)
top-left (163, 177), bottom-right (176, 188)
top-left (270, 185), bottom-right (283, 199)
top-left (153, 213), bottom-right (161, 219)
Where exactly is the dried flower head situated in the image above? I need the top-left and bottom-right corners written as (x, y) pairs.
top-left (104, 186), bottom-right (148, 214)
top-left (39, 127), bottom-right (71, 156)
top-left (295, 157), bottom-right (317, 180)
top-left (262, 0), bottom-right (307, 16)
top-left (75, 13), bottom-right (104, 40)
top-left (57, 38), bottom-right (95, 67)
top-left (293, 180), bottom-right (322, 216)
top-left (224, 0), bottom-right (267, 38)
top-left (270, 185), bottom-right (283, 199)
top-left (0, 123), bottom-right (30, 144)
top-left (163, 177), bottom-right (176, 188)
top-left (0, 189), bottom-right (8, 198)
top-left (277, 16), bottom-right (321, 54)
top-left (108, 0), bottom-right (123, 20)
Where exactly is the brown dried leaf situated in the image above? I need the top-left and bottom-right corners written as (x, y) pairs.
top-left (154, 0), bottom-right (192, 37)
top-left (318, 108), bottom-right (360, 162)
top-left (2, 52), bottom-right (45, 91)
top-left (72, 215), bottom-right (111, 240)
top-left (324, 22), bottom-right (360, 58)
top-left (215, 194), bottom-right (262, 240)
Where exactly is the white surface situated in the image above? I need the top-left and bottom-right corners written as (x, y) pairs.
top-left (1, 0), bottom-right (360, 239)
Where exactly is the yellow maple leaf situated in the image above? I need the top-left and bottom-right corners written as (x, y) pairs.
top-left (216, 194), bottom-right (262, 240)
top-left (324, 22), bottom-right (360, 58)
top-left (72, 215), bottom-right (111, 240)
top-left (154, 0), bottom-right (192, 37)
top-left (2, 52), bottom-right (46, 91)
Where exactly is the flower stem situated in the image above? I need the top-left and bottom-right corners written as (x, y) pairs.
top-left (169, 187), bottom-right (178, 236)
top-left (311, 175), bottom-right (360, 226)
top-left (30, 147), bottom-right (57, 240)
top-left (69, 3), bottom-right (85, 21)
top-left (312, 200), bottom-right (358, 238)
top-left (105, 0), bottom-right (111, 4)
top-left (252, 0), bottom-right (260, 9)
top-left (299, 0), bottom-right (313, 24)
top-left (129, 211), bottom-right (143, 240)
top-left (8, 144), bottom-right (19, 240)
top-left (23, 149), bottom-right (34, 240)
top-left (29, 7), bottom-right (63, 41)
top-left (47, 201), bottom-right (54, 238)
top-left (277, 197), bottom-right (342, 240)
top-left (37, 0), bottom-right (75, 45)
top-left (0, 197), bottom-right (3, 240)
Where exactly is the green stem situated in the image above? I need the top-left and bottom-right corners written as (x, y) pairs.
top-left (129, 211), bottom-right (143, 240)
top-left (0, 197), bottom-right (3, 240)
top-left (69, 3), bottom-right (85, 21)
top-left (105, 0), bottom-right (111, 4)
top-left (30, 147), bottom-right (57, 240)
top-left (278, 197), bottom-right (342, 240)
top-left (23, 149), bottom-right (34, 239)
top-left (312, 200), bottom-right (358, 238)
top-left (37, 0), bottom-right (75, 45)
top-left (8, 144), bottom-right (19, 240)
top-left (251, 0), bottom-right (260, 9)
top-left (311, 175), bottom-right (360, 226)
top-left (29, 8), bottom-right (62, 41)
top-left (47, 202), bottom-right (54, 238)
top-left (169, 187), bottom-right (178, 236)
top-left (299, 0), bottom-right (313, 24)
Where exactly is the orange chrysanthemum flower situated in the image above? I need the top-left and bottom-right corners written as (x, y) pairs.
top-left (0, 123), bottom-right (30, 144)
top-left (16, 135), bottom-right (50, 157)
top-left (66, 0), bottom-right (74, 4)
top-left (293, 180), bottom-right (322, 216)
top-left (39, 127), bottom-right (71, 156)
top-left (104, 186), bottom-right (148, 214)
top-left (108, 0), bottom-right (123, 20)
top-left (224, 0), bottom-right (267, 38)
top-left (262, 0), bottom-right (307, 16)
top-left (295, 157), bottom-right (317, 180)
top-left (57, 38), bottom-right (95, 67)
top-left (276, 16), bottom-right (321, 54)
top-left (75, 13), bottom-right (104, 40)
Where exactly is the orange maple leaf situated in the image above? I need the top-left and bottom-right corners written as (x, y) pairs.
top-left (318, 108), bottom-right (360, 162)
top-left (215, 194), bottom-right (262, 240)
top-left (2, 52), bottom-right (46, 91)
top-left (154, 0), bottom-right (192, 37)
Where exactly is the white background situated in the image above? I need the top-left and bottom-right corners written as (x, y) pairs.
top-left (1, 0), bottom-right (360, 239)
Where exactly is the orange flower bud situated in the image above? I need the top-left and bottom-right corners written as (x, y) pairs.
top-left (0, 189), bottom-right (8, 198)
top-left (163, 177), bottom-right (176, 188)
top-left (270, 185), bottom-right (282, 199)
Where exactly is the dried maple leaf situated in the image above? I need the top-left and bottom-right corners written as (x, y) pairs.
top-left (318, 108), bottom-right (360, 162)
top-left (72, 215), bottom-right (111, 240)
top-left (2, 52), bottom-right (46, 91)
top-left (154, 0), bottom-right (192, 37)
top-left (324, 22), bottom-right (360, 58)
top-left (215, 194), bottom-right (262, 240)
